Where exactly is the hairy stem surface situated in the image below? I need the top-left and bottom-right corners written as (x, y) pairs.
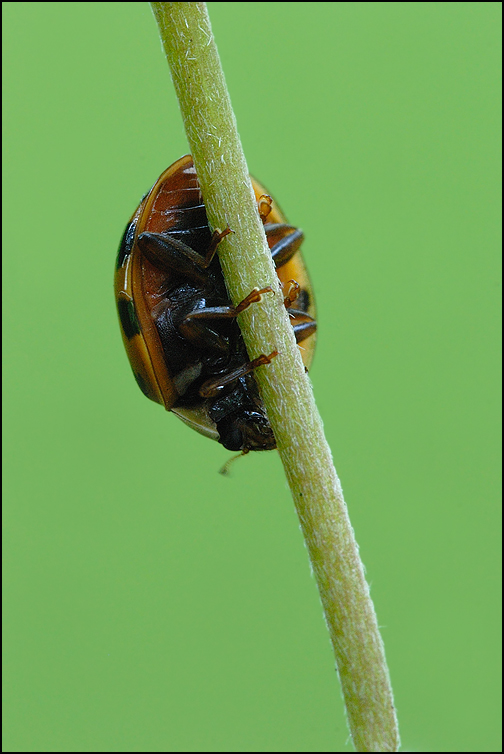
top-left (150, 3), bottom-right (399, 750)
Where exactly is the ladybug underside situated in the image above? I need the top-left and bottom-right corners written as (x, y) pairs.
top-left (115, 156), bottom-right (316, 452)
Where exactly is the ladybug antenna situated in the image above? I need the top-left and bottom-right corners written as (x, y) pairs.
top-left (218, 450), bottom-right (249, 477)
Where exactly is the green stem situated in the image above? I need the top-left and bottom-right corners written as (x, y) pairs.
top-left (150, 3), bottom-right (399, 751)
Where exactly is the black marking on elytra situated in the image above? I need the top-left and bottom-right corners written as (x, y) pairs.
top-left (117, 297), bottom-right (141, 339)
top-left (116, 220), bottom-right (137, 270)
top-left (134, 370), bottom-right (155, 400)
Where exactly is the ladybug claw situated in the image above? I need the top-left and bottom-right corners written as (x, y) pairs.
top-left (283, 279), bottom-right (300, 308)
top-left (258, 194), bottom-right (273, 223)
top-left (204, 226), bottom-right (233, 266)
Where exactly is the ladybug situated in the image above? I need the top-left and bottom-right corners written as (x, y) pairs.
top-left (114, 155), bottom-right (316, 452)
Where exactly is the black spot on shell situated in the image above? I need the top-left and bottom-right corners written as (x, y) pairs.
top-left (116, 220), bottom-right (136, 270)
top-left (117, 297), bottom-right (141, 339)
top-left (133, 370), bottom-right (155, 400)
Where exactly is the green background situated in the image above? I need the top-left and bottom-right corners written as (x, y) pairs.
top-left (3, 3), bottom-right (501, 752)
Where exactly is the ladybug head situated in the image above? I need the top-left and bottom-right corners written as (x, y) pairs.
top-left (217, 410), bottom-right (276, 452)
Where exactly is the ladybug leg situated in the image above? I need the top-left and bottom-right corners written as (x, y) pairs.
top-left (221, 286), bottom-right (274, 316)
top-left (181, 286), bottom-right (273, 327)
top-left (203, 227), bottom-right (233, 266)
top-left (282, 281), bottom-right (317, 338)
top-left (178, 287), bottom-right (273, 350)
top-left (287, 309), bottom-right (317, 343)
top-left (137, 227), bottom-right (231, 286)
top-left (264, 224), bottom-right (304, 268)
top-left (199, 351), bottom-right (278, 398)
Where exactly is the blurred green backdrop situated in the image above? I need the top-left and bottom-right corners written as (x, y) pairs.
top-left (3, 3), bottom-right (501, 752)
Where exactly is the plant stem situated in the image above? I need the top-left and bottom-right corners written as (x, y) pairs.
top-left (150, 3), bottom-right (400, 751)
